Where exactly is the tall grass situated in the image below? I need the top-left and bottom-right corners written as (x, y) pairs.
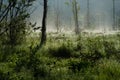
top-left (0, 33), bottom-right (120, 80)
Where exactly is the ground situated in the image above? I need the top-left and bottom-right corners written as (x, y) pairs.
top-left (0, 32), bottom-right (120, 80)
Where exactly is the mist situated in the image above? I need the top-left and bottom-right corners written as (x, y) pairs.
top-left (31, 0), bottom-right (120, 33)
top-left (1, 0), bottom-right (120, 79)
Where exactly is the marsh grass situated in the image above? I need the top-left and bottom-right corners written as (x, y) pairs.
top-left (0, 33), bottom-right (120, 80)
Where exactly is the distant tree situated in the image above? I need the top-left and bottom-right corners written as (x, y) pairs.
top-left (65, 0), bottom-right (80, 34)
top-left (40, 0), bottom-right (48, 46)
top-left (71, 0), bottom-right (80, 34)
top-left (118, 18), bottom-right (120, 30)
top-left (116, 11), bottom-right (120, 30)
top-left (112, 0), bottom-right (116, 30)
top-left (54, 0), bottom-right (61, 33)
top-left (86, 0), bottom-right (90, 28)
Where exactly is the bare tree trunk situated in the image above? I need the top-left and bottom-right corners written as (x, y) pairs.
top-left (113, 0), bottom-right (116, 30)
top-left (71, 0), bottom-right (80, 34)
top-left (54, 0), bottom-right (61, 33)
top-left (86, 0), bottom-right (90, 28)
top-left (74, 0), bottom-right (79, 34)
top-left (40, 0), bottom-right (47, 46)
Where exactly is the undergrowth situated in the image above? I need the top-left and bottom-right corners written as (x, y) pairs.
top-left (0, 33), bottom-right (120, 80)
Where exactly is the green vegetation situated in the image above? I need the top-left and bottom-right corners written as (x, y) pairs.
top-left (0, 33), bottom-right (120, 80)
top-left (1, 0), bottom-right (120, 80)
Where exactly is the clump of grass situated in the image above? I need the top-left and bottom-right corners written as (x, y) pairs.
top-left (93, 58), bottom-right (120, 80)
top-left (68, 58), bottom-right (91, 73)
top-left (48, 43), bottom-right (73, 58)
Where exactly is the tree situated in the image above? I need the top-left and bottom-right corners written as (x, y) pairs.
top-left (71, 0), bottom-right (80, 34)
top-left (40, 0), bottom-right (48, 46)
top-left (116, 11), bottom-right (120, 30)
top-left (54, 0), bottom-right (61, 33)
top-left (86, 0), bottom-right (90, 28)
top-left (0, 0), bottom-right (35, 46)
top-left (65, 0), bottom-right (80, 34)
top-left (113, 0), bottom-right (116, 30)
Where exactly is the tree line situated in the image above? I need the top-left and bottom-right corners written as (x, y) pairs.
top-left (0, 0), bottom-right (120, 48)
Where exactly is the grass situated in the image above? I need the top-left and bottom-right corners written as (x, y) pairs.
top-left (0, 33), bottom-right (120, 80)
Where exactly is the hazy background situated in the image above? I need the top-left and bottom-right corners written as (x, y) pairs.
top-left (30, 0), bottom-right (120, 32)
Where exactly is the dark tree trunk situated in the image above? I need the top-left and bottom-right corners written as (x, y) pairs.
top-left (74, 0), bottom-right (79, 34)
top-left (40, 0), bottom-right (47, 46)
top-left (9, 22), bottom-right (16, 46)
top-left (9, 3), bottom-right (16, 46)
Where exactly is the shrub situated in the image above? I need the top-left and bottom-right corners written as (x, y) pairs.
top-left (68, 58), bottom-right (91, 73)
top-left (76, 36), bottom-right (106, 62)
top-left (103, 40), bottom-right (118, 58)
top-left (49, 43), bottom-right (73, 58)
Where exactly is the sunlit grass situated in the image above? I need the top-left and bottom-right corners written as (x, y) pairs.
top-left (0, 33), bottom-right (120, 80)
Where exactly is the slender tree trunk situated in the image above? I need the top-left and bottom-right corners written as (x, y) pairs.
top-left (9, 3), bottom-right (16, 46)
top-left (86, 0), bottom-right (90, 28)
top-left (74, 0), bottom-right (79, 34)
top-left (40, 0), bottom-right (47, 46)
top-left (71, 0), bottom-right (79, 34)
top-left (54, 0), bottom-right (60, 33)
top-left (113, 0), bottom-right (116, 30)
